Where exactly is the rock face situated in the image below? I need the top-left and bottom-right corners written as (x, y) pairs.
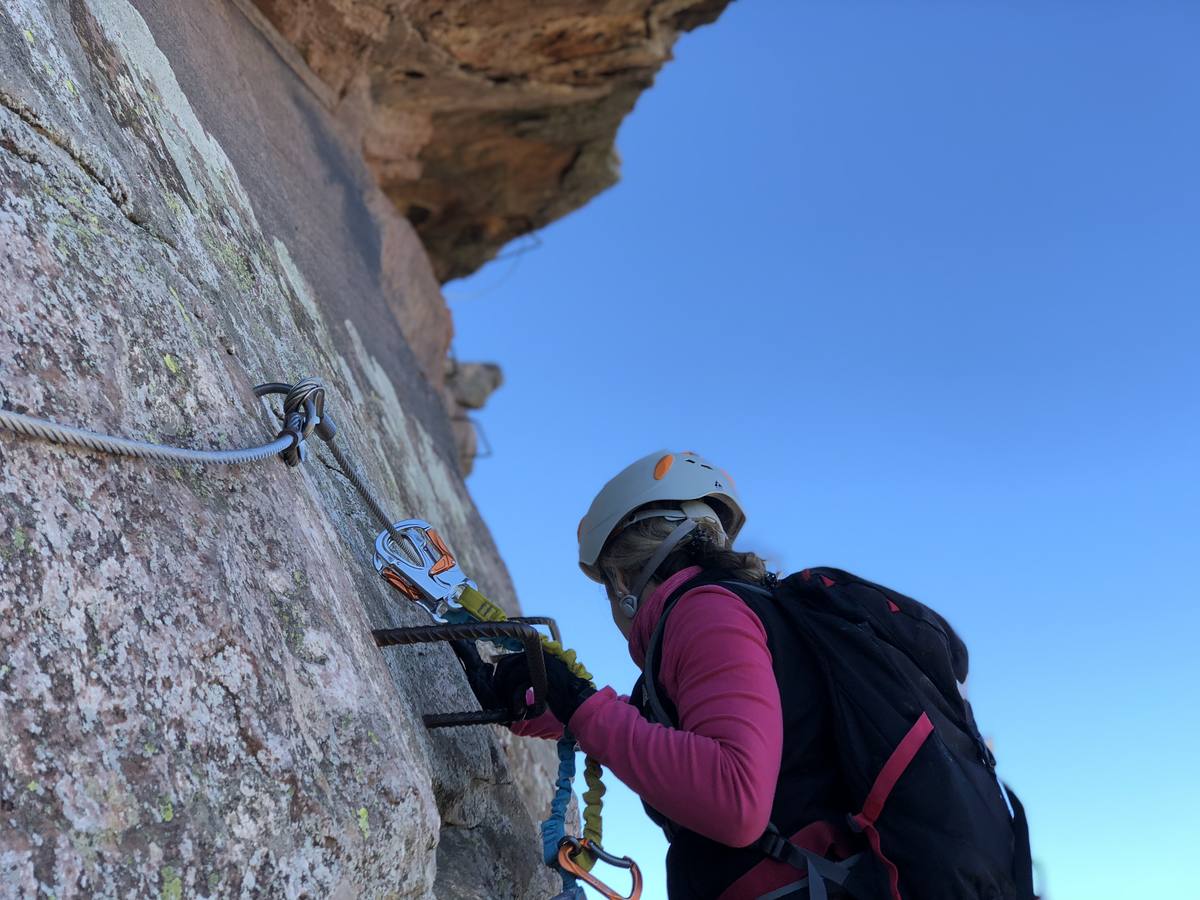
top-left (0, 1), bottom-right (560, 896)
top-left (250, 0), bottom-right (732, 281)
top-left (0, 0), bottom-right (734, 896)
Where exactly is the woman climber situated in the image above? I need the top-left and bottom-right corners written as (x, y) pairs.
top-left (459, 450), bottom-right (1036, 900)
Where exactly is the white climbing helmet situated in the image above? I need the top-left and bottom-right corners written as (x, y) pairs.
top-left (577, 450), bottom-right (746, 582)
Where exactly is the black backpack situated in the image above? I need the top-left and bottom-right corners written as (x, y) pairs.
top-left (641, 568), bottom-right (1036, 900)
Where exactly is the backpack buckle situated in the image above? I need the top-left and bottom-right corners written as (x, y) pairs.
top-left (755, 823), bottom-right (792, 862)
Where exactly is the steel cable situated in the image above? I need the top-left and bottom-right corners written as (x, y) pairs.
top-left (323, 439), bottom-right (401, 543)
top-left (0, 407), bottom-right (295, 465)
top-left (1, 378), bottom-right (402, 543)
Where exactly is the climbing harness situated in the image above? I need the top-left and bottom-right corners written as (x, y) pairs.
top-left (0, 378), bottom-right (641, 899)
top-left (373, 519), bottom-right (642, 899)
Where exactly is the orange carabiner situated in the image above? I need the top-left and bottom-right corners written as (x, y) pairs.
top-left (557, 837), bottom-right (642, 900)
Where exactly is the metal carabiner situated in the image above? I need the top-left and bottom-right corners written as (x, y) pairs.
top-left (556, 837), bottom-right (642, 900)
top-left (373, 519), bottom-right (475, 619)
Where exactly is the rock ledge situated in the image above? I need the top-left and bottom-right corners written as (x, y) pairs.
top-left (252, 0), bottom-right (732, 280)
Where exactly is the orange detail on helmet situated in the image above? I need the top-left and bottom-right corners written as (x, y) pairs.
top-left (653, 454), bottom-right (675, 480)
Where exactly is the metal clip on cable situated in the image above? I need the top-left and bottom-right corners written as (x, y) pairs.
top-left (557, 837), bottom-right (643, 900)
top-left (371, 518), bottom-right (474, 620)
top-left (371, 519), bottom-right (552, 726)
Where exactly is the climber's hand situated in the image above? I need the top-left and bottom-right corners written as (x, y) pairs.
top-left (454, 646), bottom-right (596, 724)
top-left (495, 652), bottom-right (591, 722)
top-left (540, 651), bottom-right (596, 726)
top-left (450, 639), bottom-right (502, 712)
top-left (491, 652), bottom-right (542, 718)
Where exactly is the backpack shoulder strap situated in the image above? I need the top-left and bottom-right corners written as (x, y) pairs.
top-left (1003, 783), bottom-right (1038, 899)
top-left (642, 572), bottom-right (758, 725)
top-left (642, 577), bottom-right (700, 725)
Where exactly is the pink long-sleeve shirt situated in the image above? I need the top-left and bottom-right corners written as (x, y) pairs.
top-left (512, 566), bottom-right (784, 851)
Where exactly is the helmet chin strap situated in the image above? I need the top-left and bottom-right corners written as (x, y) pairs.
top-left (618, 518), bottom-right (699, 620)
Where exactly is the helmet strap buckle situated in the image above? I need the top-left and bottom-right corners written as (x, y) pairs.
top-left (618, 594), bottom-right (639, 619)
top-left (620, 518), bottom-right (699, 620)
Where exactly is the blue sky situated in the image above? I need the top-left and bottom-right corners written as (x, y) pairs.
top-left (445, 3), bottom-right (1200, 898)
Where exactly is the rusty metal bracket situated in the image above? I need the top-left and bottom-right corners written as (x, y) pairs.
top-left (372, 620), bottom-right (548, 728)
top-left (509, 615), bottom-right (563, 644)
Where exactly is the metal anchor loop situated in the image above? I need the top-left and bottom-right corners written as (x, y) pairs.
top-left (253, 379), bottom-right (335, 467)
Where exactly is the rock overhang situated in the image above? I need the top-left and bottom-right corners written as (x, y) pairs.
top-left (250, 0), bottom-right (734, 281)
